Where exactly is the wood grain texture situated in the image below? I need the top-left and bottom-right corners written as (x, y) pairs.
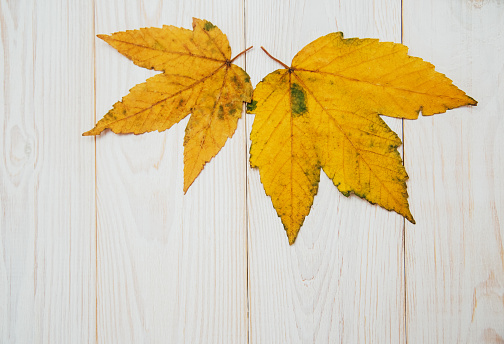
top-left (403, 0), bottom-right (504, 343)
top-left (0, 0), bottom-right (96, 342)
top-left (245, 0), bottom-right (406, 342)
top-left (93, 1), bottom-right (248, 342)
top-left (1, 0), bottom-right (503, 343)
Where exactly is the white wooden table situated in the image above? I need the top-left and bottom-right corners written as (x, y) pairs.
top-left (1, 0), bottom-right (503, 342)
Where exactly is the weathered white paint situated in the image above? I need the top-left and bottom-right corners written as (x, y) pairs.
top-left (403, 0), bottom-right (504, 343)
top-left (1, 0), bottom-right (502, 342)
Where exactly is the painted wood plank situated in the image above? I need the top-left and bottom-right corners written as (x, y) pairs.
top-left (93, 1), bottom-right (248, 342)
top-left (245, 0), bottom-right (406, 342)
top-left (0, 0), bottom-right (96, 342)
top-left (403, 1), bottom-right (504, 342)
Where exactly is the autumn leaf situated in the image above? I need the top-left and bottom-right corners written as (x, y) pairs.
top-left (248, 32), bottom-right (477, 244)
top-left (84, 18), bottom-right (252, 192)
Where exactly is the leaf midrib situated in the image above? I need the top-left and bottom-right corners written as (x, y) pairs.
top-left (294, 67), bottom-right (464, 101)
top-left (96, 63), bottom-right (228, 130)
top-left (103, 37), bottom-right (226, 63)
top-left (291, 70), bottom-right (409, 213)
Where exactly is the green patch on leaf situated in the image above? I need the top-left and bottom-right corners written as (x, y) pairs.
top-left (247, 100), bottom-right (258, 113)
top-left (203, 21), bottom-right (216, 31)
top-left (217, 105), bottom-right (225, 119)
top-left (290, 83), bottom-right (307, 117)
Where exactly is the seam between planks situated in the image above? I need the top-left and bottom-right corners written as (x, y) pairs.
top-left (400, 1), bottom-right (408, 343)
top-left (244, 1), bottom-right (251, 343)
top-left (92, 0), bottom-right (98, 342)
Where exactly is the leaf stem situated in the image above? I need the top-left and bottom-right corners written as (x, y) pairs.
top-left (230, 46), bottom-right (254, 63)
top-left (261, 47), bottom-right (290, 69)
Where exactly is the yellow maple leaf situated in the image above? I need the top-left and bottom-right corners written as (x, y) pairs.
top-left (84, 18), bottom-right (252, 192)
top-left (248, 32), bottom-right (477, 245)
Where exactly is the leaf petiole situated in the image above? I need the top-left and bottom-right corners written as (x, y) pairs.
top-left (260, 47), bottom-right (290, 69)
top-left (230, 46), bottom-right (254, 63)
